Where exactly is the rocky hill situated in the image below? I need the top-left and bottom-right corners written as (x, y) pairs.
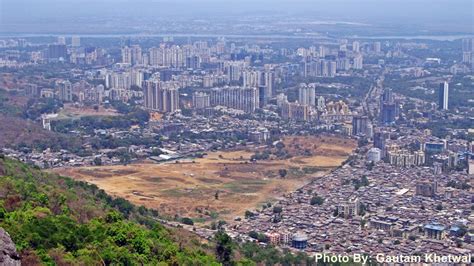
top-left (0, 228), bottom-right (21, 266)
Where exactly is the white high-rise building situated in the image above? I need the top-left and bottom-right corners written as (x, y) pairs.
top-left (462, 38), bottom-right (474, 64)
top-left (242, 70), bottom-right (262, 88)
top-left (373, 42), bottom-right (381, 53)
top-left (298, 84), bottom-right (316, 106)
top-left (192, 92), bottom-right (210, 109)
top-left (352, 41), bottom-right (360, 53)
top-left (353, 54), bottom-right (363, 70)
top-left (263, 71), bottom-right (274, 101)
top-left (367, 148), bottom-right (382, 162)
top-left (106, 72), bottom-right (132, 90)
top-left (276, 93), bottom-right (288, 107)
top-left (317, 96), bottom-right (326, 111)
top-left (130, 45), bottom-right (142, 65)
top-left (130, 70), bottom-right (144, 87)
top-left (209, 86), bottom-right (259, 113)
top-left (149, 47), bottom-right (164, 66)
top-left (121, 46), bottom-right (132, 64)
top-left (57, 36), bottom-right (66, 45)
top-left (57, 80), bottom-right (72, 102)
top-left (319, 46), bottom-right (326, 58)
top-left (329, 61), bottom-right (337, 77)
top-left (71, 36), bottom-right (81, 47)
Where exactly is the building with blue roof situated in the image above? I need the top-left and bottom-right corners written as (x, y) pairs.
top-left (424, 223), bottom-right (445, 240)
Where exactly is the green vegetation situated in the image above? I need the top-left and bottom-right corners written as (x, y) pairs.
top-left (310, 196), bottom-right (325, 206)
top-left (273, 206), bottom-right (283, 214)
top-left (0, 156), bottom-right (217, 265)
top-left (447, 180), bottom-right (471, 190)
top-left (240, 242), bottom-right (314, 265)
top-left (244, 210), bottom-right (255, 219)
top-left (181, 217), bottom-right (194, 225)
top-left (24, 98), bottom-right (63, 120)
top-left (352, 175), bottom-right (370, 190)
top-left (278, 168), bottom-right (288, 178)
top-left (385, 74), bottom-right (474, 110)
top-left (420, 118), bottom-right (474, 140)
top-left (0, 89), bottom-right (23, 116)
top-left (247, 231), bottom-right (269, 243)
top-left (0, 156), bottom-right (323, 265)
top-left (52, 108), bottom-right (150, 134)
top-left (215, 230), bottom-right (233, 265)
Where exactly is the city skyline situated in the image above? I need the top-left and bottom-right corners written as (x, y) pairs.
top-left (0, 1), bottom-right (473, 265)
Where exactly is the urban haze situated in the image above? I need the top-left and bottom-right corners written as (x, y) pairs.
top-left (0, 0), bottom-right (472, 265)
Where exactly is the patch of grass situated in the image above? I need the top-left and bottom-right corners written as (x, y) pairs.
top-left (223, 180), bottom-right (268, 193)
top-left (302, 166), bottom-right (325, 174)
top-left (148, 177), bottom-right (164, 183)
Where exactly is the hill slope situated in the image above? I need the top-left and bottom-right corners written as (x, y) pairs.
top-left (0, 155), bottom-right (218, 265)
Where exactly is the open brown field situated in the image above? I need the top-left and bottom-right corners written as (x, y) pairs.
top-left (53, 135), bottom-right (355, 224)
top-left (56, 104), bottom-right (121, 120)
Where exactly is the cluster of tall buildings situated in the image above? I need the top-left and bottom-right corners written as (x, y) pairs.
top-left (386, 145), bottom-right (426, 167)
top-left (242, 69), bottom-right (274, 106)
top-left (298, 41), bottom-right (369, 77)
top-left (192, 92), bottom-right (211, 109)
top-left (56, 36), bottom-right (80, 47)
top-left (56, 80), bottom-right (73, 102)
top-left (380, 88), bottom-right (398, 124)
top-left (302, 53), bottom-right (363, 77)
top-left (122, 43), bottom-right (214, 69)
top-left (209, 86), bottom-right (259, 113)
top-left (47, 44), bottom-right (67, 59)
top-left (353, 54), bottom-right (364, 70)
top-left (142, 80), bottom-right (180, 113)
top-left (25, 79), bottom-right (73, 102)
top-left (47, 36), bottom-right (81, 60)
top-left (298, 84), bottom-right (316, 106)
top-left (121, 45), bottom-right (143, 65)
top-left (304, 59), bottom-right (337, 77)
top-left (281, 102), bottom-right (310, 121)
top-left (191, 86), bottom-right (261, 113)
top-left (104, 70), bottom-right (144, 90)
top-left (352, 115), bottom-right (373, 137)
top-left (276, 84), bottom-right (319, 122)
top-left (45, 36), bottom-right (108, 65)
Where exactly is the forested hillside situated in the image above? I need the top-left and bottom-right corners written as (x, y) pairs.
top-left (0, 154), bottom-right (317, 265)
top-left (0, 155), bottom-right (218, 265)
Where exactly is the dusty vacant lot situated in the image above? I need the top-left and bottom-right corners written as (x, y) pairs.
top-left (53, 135), bottom-right (355, 223)
top-left (57, 104), bottom-right (121, 120)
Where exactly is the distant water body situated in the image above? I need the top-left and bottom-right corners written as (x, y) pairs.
top-left (351, 35), bottom-right (474, 41)
top-left (0, 33), bottom-right (473, 41)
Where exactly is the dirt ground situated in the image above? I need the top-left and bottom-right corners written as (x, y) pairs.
top-left (53, 135), bottom-right (356, 223)
top-left (57, 104), bottom-right (121, 119)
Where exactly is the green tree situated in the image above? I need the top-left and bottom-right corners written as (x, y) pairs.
top-left (93, 157), bottom-right (102, 166)
top-left (244, 210), bottom-right (255, 219)
top-left (278, 169), bottom-right (287, 178)
top-left (181, 217), bottom-right (194, 225)
top-left (215, 230), bottom-right (233, 265)
top-left (310, 196), bottom-right (324, 206)
top-left (273, 206), bottom-right (282, 213)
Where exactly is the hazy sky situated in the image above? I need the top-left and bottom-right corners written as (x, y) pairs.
top-left (0, 0), bottom-right (472, 34)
